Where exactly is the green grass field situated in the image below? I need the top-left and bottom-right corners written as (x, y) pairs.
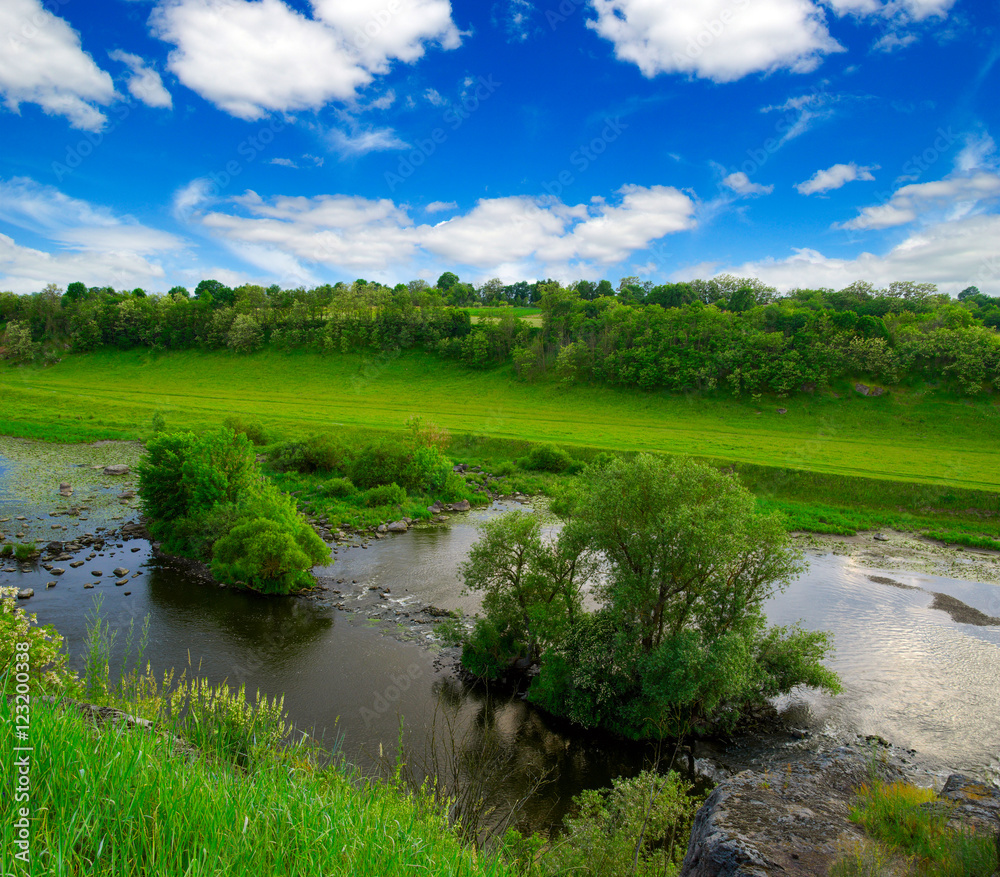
top-left (464, 307), bottom-right (544, 326)
top-left (2, 349), bottom-right (998, 491)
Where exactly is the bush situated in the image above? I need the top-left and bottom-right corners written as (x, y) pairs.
top-left (269, 434), bottom-right (347, 474)
top-left (492, 460), bottom-right (517, 477)
top-left (349, 438), bottom-right (412, 490)
top-left (539, 769), bottom-right (698, 877)
top-left (211, 482), bottom-right (329, 594)
top-left (361, 482), bottom-right (406, 508)
top-left (320, 476), bottom-right (356, 498)
top-left (0, 587), bottom-right (78, 694)
top-left (519, 443), bottom-right (576, 473)
top-left (223, 415), bottom-right (268, 446)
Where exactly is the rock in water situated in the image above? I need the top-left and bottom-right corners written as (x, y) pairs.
top-left (103, 465), bottom-right (130, 476)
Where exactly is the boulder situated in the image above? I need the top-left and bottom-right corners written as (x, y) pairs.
top-left (387, 520), bottom-right (408, 533)
top-left (113, 567), bottom-right (128, 577)
top-left (17, 589), bottom-right (34, 599)
top-left (51, 567), bottom-right (65, 576)
top-left (449, 500), bottom-right (472, 512)
top-left (680, 748), bottom-right (898, 877)
top-left (103, 464), bottom-right (130, 476)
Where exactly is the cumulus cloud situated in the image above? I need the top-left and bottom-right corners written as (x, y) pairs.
top-left (108, 50), bottom-right (172, 109)
top-left (723, 171), bottom-right (774, 196)
top-left (425, 201), bottom-right (458, 213)
top-left (0, 176), bottom-right (186, 293)
top-left (586, 0), bottom-right (843, 83)
top-left (0, 0), bottom-right (115, 130)
top-left (839, 172), bottom-right (1000, 230)
top-left (715, 214), bottom-right (1000, 297)
top-left (796, 162), bottom-right (877, 195)
top-left (182, 184), bottom-right (697, 281)
top-left (150, 0), bottom-right (461, 120)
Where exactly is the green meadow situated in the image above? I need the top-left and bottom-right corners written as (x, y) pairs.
top-left (2, 349), bottom-right (998, 487)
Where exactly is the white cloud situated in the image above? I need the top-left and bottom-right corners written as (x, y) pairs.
top-left (108, 50), bottom-right (173, 109)
top-left (150, 0), bottom-right (461, 120)
top-left (425, 201), bottom-right (458, 213)
top-left (955, 132), bottom-right (997, 173)
top-left (872, 31), bottom-right (918, 52)
top-left (586, 0), bottom-right (843, 83)
top-left (839, 172), bottom-right (1000, 230)
top-left (715, 214), bottom-right (1000, 297)
top-left (825, 0), bottom-right (955, 19)
top-left (0, 176), bottom-right (186, 293)
top-left (796, 162), bottom-right (877, 195)
top-left (723, 171), bottom-right (774, 196)
top-left (493, 0), bottom-right (536, 42)
top-left (423, 88), bottom-right (447, 107)
top-left (269, 158), bottom-right (299, 168)
top-left (368, 90), bottom-right (396, 110)
top-left (0, 0), bottom-right (115, 130)
top-left (328, 126), bottom-right (410, 156)
top-left (182, 184), bottom-right (697, 282)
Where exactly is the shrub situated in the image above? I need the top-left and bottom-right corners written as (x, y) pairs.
top-left (361, 482), bottom-right (406, 508)
top-left (0, 587), bottom-right (78, 694)
top-left (223, 415), bottom-right (268, 446)
top-left (349, 438), bottom-right (412, 490)
top-left (519, 443), bottom-right (575, 473)
top-left (539, 769), bottom-right (698, 877)
top-left (492, 460), bottom-right (517, 477)
top-left (320, 476), bottom-right (356, 498)
top-left (269, 434), bottom-right (348, 474)
top-left (211, 482), bottom-right (329, 594)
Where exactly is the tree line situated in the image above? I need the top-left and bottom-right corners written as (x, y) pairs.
top-left (2, 273), bottom-right (999, 396)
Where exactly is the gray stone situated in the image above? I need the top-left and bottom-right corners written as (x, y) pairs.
top-left (46, 581), bottom-right (56, 588)
top-left (387, 520), bottom-right (408, 533)
top-left (51, 567), bottom-right (65, 575)
top-left (17, 589), bottom-right (34, 599)
top-left (777, 408), bottom-right (788, 415)
top-left (449, 500), bottom-right (472, 512)
top-left (113, 567), bottom-right (128, 577)
top-left (115, 579), bottom-right (128, 586)
top-left (103, 464), bottom-right (130, 476)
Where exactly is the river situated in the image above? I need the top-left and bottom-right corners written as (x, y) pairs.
top-left (1, 440), bottom-right (998, 833)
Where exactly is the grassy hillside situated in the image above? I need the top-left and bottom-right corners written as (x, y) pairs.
top-left (2, 349), bottom-right (998, 491)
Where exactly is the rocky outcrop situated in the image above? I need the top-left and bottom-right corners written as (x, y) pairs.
top-left (680, 745), bottom-right (999, 877)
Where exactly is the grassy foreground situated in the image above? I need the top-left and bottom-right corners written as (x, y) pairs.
top-left (0, 688), bottom-right (516, 877)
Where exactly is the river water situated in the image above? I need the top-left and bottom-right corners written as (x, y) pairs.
top-left (2, 448), bottom-right (999, 831)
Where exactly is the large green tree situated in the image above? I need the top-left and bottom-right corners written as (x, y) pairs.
top-left (462, 455), bottom-right (840, 739)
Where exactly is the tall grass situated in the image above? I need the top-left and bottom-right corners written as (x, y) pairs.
top-left (0, 692), bottom-right (517, 876)
top-left (836, 780), bottom-right (999, 877)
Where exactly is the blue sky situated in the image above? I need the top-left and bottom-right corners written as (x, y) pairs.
top-left (1, 0), bottom-right (997, 295)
